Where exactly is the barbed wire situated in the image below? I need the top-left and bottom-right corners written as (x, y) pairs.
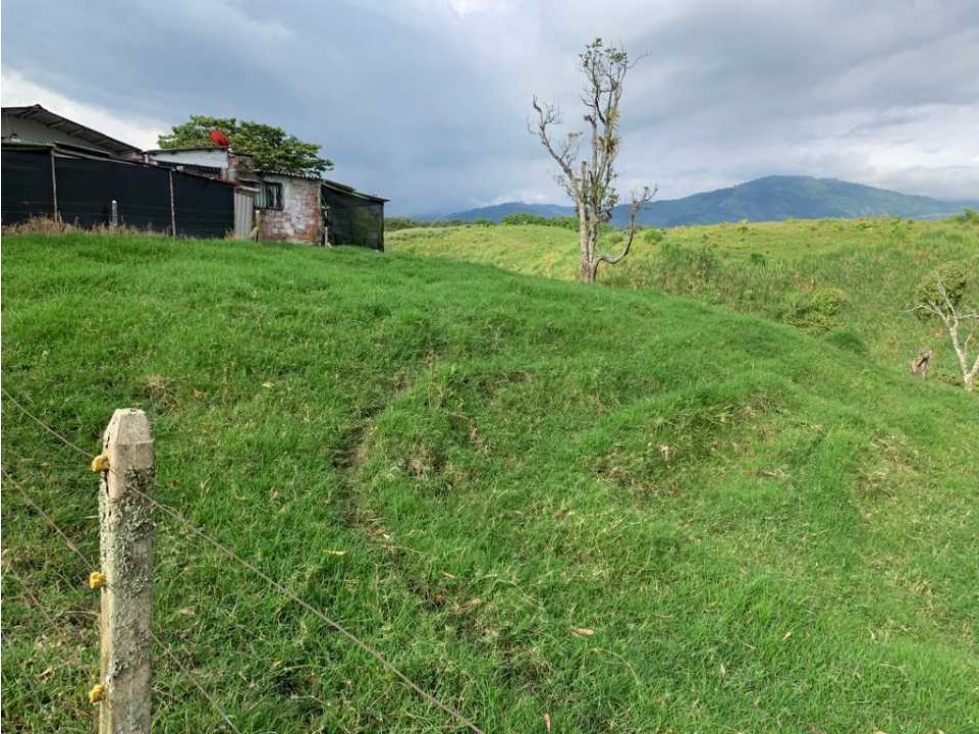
top-left (146, 629), bottom-right (243, 734)
top-left (4, 465), bottom-right (90, 563)
top-left (2, 389), bottom-right (94, 456)
top-left (2, 466), bottom-right (243, 734)
top-left (3, 564), bottom-right (57, 628)
top-left (2, 388), bottom-right (486, 734)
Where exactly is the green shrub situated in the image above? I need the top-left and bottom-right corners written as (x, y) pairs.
top-left (500, 213), bottom-right (578, 230)
top-left (599, 230), bottom-right (625, 250)
top-left (952, 208), bottom-right (979, 225)
top-left (693, 244), bottom-right (720, 282)
top-left (749, 252), bottom-right (767, 267)
top-left (501, 212), bottom-right (545, 226)
top-left (385, 217), bottom-right (430, 231)
top-left (912, 261), bottom-right (971, 316)
top-left (657, 242), bottom-right (722, 288)
top-left (642, 228), bottom-right (665, 244)
top-left (782, 287), bottom-right (848, 332)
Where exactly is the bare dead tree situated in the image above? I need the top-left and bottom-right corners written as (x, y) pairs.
top-left (910, 266), bottom-right (979, 391)
top-left (531, 38), bottom-right (655, 284)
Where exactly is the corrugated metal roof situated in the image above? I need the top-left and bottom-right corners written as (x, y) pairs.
top-left (322, 178), bottom-right (388, 202)
top-left (2, 105), bottom-right (142, 156)
top-left (144, 146), bottom-right (229, 154)
top-left (256, 168), bottom-right (324, 181)
top-left (148, 159), bottom-right (225, 176)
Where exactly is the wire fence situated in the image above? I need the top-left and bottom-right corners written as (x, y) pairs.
top-left (2, 387), bottom-right (485, 734)
top-left (3, 466), bottom-right (242, 733)
top-left (4, 564), bottom-right (58, 628)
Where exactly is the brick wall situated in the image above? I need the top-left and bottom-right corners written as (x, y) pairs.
top-left (258, 175), bottom-right (321, 244)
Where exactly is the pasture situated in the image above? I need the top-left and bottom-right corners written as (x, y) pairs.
top-left (389, 217), bottom-right (979, 385)
top-left (3, 231), bottom-right (977, 732)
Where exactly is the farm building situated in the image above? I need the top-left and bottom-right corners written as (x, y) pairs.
top-left (254, 171), bottom-right (324, 244)
top-left (322, 179), bottom-right (387, 250)
top-left (143, 147), bottom-right (386, 248)
top-left (2, 104), bottom-right (142, 157)
top-left (140, 146), bottom-right (263, 239)
top-left (2, 106), bottom-right (234, 238)
top-left (2, 104), bottom-right (387, 248)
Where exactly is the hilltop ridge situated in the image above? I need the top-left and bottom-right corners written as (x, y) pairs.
top-left (433, 175), bottom-right (977, 225)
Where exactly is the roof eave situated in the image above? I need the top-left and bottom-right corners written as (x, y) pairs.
top-left (2, 104), bottom-right (142, 155)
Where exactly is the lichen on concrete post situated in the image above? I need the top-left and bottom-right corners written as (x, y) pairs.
top-left (98, 408), bottom-right (154, 734)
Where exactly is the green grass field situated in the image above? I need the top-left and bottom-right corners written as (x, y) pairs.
top-left (390, 218), bottom-right (979, 386)
top-left (3, 232), bottom-right (978, 732)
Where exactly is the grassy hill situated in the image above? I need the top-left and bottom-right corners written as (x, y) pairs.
top-left (3, 233), bottom-right (978, 732)
top-left (631, 176), bottom-right (978, 226)
top-left (438, 176), bottom-right (978, 226)
top-left (389, 217), bottom-right (979, 385)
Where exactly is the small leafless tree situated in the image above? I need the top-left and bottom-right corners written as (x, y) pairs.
top-left (532, 38), bottom-right (655, 284)
top-left (910, 263), bottom-right (979, 391)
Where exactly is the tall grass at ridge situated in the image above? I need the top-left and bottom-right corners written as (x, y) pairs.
top-left (390, 217), bottom-right (979, 386)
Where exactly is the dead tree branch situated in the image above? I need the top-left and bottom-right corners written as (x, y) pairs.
top-left (530, 38), bottom-right (654, 283)
top-left (909, 270), bottom-right (979, 391)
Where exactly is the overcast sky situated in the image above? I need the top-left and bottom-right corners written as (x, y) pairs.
top-left (3, 0), bottom-right (977, 214)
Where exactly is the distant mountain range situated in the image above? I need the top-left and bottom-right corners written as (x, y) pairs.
top-left (430, 176), bottom-right (978, 226)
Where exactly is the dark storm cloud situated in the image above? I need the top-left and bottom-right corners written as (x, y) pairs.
top-left (3, 0), bottom-right (977, 212)
top-left (622, 2), bottom-right (979, 127)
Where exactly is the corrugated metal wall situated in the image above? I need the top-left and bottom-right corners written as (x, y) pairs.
top-left (234, 190), bottom-right (254, 238)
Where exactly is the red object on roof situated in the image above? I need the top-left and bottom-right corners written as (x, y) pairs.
top-left (209, 129), bottom-right (230, 147)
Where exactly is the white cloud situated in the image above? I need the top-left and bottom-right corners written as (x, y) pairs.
top-left (448, 0), bottom-right (513, 16)
top-left (1, 69), bottom-right (165, 150)
top-left (612, 100), bottom-right (979, 203)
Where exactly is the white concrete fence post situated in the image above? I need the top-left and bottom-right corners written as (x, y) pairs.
top-left (95, 408), bottom-right (155, 734)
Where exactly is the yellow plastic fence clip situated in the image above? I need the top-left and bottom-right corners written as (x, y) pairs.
top-left (89, 571), bottom-right (106, 589)
top-left (88, 683), bottom-right (107, 704)
top-left (91, 454), bottom-right (110, 473)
